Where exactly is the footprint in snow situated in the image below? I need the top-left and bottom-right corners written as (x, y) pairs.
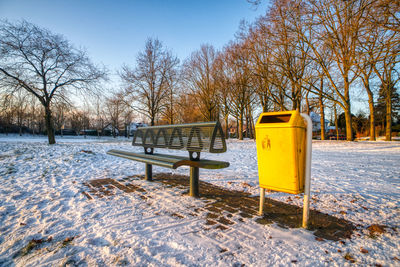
top-left (87, 237), bottom-right (111, 247)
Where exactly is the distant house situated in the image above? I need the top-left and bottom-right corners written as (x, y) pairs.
top-left (102, 124), bottom-right (119, 136)
top-left (58, 128), bottom-right (77, 136)
top-left (309, 112), bottom-right (335, 135)
top-left (127, 122), bottom-right (148, 136)
top-left (79, 129), bottom-right (97, 136)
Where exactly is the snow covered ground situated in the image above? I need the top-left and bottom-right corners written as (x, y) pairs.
top-left (0, 134), bottom-right (399, 266)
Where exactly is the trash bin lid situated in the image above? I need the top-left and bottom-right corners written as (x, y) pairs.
top-left (255, 110), bottom-right (306, 128)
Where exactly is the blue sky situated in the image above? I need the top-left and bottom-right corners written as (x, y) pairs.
top-left (0, 0), bottom-right (266, 76)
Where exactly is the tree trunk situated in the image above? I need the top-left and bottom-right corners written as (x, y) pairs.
top-left (249, 117), bottom-right (255, 139)
top-left (112, 123), bottom-right (117, 138)
top-left (292, 85), bottom-right (297, 111)
top-left (44, 105), bottom-right (56, 144)
top-left (343, 75), bottom-right (353, 141)
top-left (319, 94), bottom-right (325, 140)
top-left (344, 105), bottom-right (353, 141)
top-left (385, 91), bottom-right (392, 141)
top-left (260, 94), bottom-right (268, 112)
top-left (169, 93), bottom-right (174, 125)
top-left (305, 91), bottom-right (310, 114)
top-left (334, 103), bottom-right (339, 140)
top-left (245, 115), bottom-right (249, 139)
top-left (367, 91), bottom-right (376, 141)
top-left (238, 113), bottom-right (244, 140)
top-left (248, 105), bottom-right (254, 139)
top-left (236, 118), bottom-right (239, 139)
top-left (224, 115), bottom-right (229, 139)
top-left (343, 82), bottom-right (353, 141)
top-left (83, 122), bottom-right (87, 139)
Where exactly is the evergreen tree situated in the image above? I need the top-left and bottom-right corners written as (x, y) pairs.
top-left (375, 82), bottom-right (400, 136)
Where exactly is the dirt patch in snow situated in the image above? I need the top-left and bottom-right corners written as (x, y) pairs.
top-left (83, 173), bottom-right (356, 241)
top-left (83, 177), bottom-right (146, 199)
top-left (367, 224), bottom-right (386, 237)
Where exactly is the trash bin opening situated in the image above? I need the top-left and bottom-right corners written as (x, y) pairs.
top-left (260, 114), bottom-right (291, 123)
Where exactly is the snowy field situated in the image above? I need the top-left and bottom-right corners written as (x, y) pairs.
top-left (0, 134), bottom-right (399, 266)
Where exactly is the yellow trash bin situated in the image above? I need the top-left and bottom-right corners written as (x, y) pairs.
top-left (255, 110), bottom-right (307, 194)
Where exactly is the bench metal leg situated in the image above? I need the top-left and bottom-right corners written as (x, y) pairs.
top-left (190, 166), bottom-right (199, 197)
top-left (259, 187), bottom-right (265, 216)
top-left (145, 163), bottom-right (152, 181)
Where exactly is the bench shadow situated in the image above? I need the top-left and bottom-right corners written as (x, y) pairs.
top-left (152, 173), bottom-right (356, 241)
top-left (82, 173), bottom-right (356, 241)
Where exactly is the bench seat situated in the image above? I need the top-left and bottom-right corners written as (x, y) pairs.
top-left (107, 149), bottom-right (230, 169)
top-left (107, 121), bottom-right (229, 197)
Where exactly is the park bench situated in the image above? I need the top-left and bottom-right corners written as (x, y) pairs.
top-left (107, 122), bottom-right (230, 197)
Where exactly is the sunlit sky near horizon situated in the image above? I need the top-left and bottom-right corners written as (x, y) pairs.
top-left (0, 0), bottom-right (267, 82)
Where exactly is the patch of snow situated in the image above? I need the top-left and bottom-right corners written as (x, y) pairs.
top-left (0, 135), bottom-right (399, 266)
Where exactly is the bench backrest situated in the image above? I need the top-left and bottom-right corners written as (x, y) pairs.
top-left (132, 121), bottom-right (227, 153)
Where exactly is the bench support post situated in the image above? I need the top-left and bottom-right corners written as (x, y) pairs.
top-left (259, 187), bottom-right (265, 216)
top-left (189, 166), bottom-right (199, 197)
top-left (145, 163), bottom-right (152, 181)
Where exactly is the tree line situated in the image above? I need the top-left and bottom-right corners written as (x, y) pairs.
top-left (1, 0), bottom-right (399, 144)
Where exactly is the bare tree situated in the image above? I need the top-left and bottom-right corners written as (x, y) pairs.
top-left (355, 10), bottom-right (394, 141)
top-left (105, 92), bottom-right (127, 137)
top-left (162, 60), bottom-right (180, 124)
top-left (91, 95), bottom-right (107, 136)
top-left (373, 55), bottom-right (400, 141)
top-left (244, 20), bottom-right (275, 112)
top-left (268, 0), bottom-right (313, 111)
top-left (70, 109), bottom-right (90, 137)
top-left (370, 0), bottom-right (400, 33)
top-left (214, 53), bottom-right (232, 139)
top-left (245, 0), bottom-right (398, 142)
top-left (26, 95), bottom-right (41, 135)
top-left (224, 42), bottom-right (254, 140)
top-left (183, 44), bottom-right (220, 121)
top-left (243, 17), bottom-right (290, 112)
top-left (121, 38), bottom-right (179, 126)
top-left (303, 55), bottom-right (335, 140)
top-left (298, 0), bottom-right (371, 140)
top-left (0, 20), bottom-right (106, 144)
top-left (0, 94), bottom-right (15, 135)
top-left (53, 101), bottom-right (71, 137)
top-left (0, 88), bottom-right (29, 136)
top-left (174, 93), bottom-right (203, 123)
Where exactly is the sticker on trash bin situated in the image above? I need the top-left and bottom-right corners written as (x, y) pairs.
top-left (262, 135), bottom-right (271, 150)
